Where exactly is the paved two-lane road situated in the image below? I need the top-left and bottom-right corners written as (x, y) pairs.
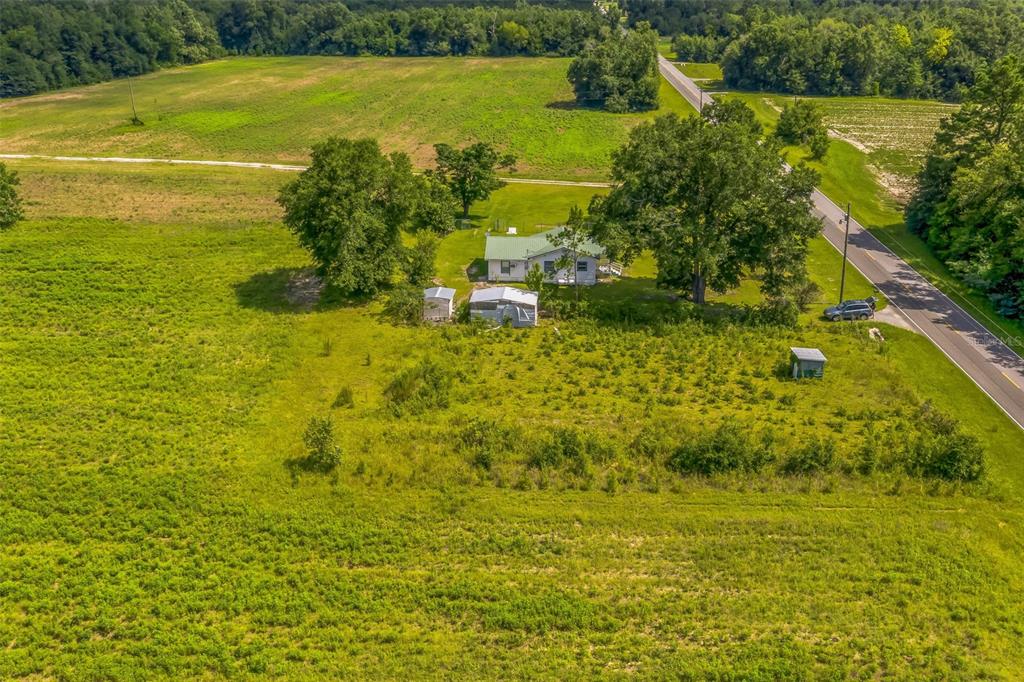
top-left (658, 55), bottom-right (1024, 429)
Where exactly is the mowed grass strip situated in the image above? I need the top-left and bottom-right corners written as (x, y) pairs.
top-left (0, 56), bottom-right (692, 180)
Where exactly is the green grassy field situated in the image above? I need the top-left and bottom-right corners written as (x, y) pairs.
top-left (3, 159), bottom-right (1024, 677)
top-left (0, 56), bottom-right (691, 181)
top-left (677, 62), bottom-right (724, 80)
top-left (8, 157), bottom-right (878, 308)
top-left (728, 92), bottom-right (955, 195)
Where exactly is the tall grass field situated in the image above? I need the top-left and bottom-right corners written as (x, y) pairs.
top-left (3, 53), bottom-right (1024, 678)
top-left (2, 157), bottom-right (1024, 677)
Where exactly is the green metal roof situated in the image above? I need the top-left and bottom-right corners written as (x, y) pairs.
top-left (484, 227), bottom-right (603, 261)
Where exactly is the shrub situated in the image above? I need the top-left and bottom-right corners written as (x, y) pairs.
top-left (332, 386), bottom-right (354, 409)
top-left (383, 358), bottom-right (452, 416)
top-left (781, 436), bottom-right (835, 475)
top-left (0, 162), bottom-right (24, 231)
top-left (383, 283), bottom-right (423, 325)
top-left (401, 232), bottom-right (439, 287)
top-left (303, 416), bottom-right (342, 473)
top-left (906, 404), bottom-right (985, 482)
top-left (457, 417), bottom-right (520, 470)
top-left (668, 421), bottom-right (773, 475)
top-left (792, 280), bottom-right (822, 312)
top-left (529, 427), bottom-right (614, 476)
top-left (630, 423), bottom-right (675, 460)
top-left (775, 99), bottom-right (827, 149)
top-left (748, 297), bottom-right (799, 327)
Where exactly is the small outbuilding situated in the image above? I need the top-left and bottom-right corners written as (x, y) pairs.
top-left (790, 347), bottom-right (827, 379)
top-left (423, 286), bottom-right (456, 323)
top-left (468, 287), bottom-right (538, 327)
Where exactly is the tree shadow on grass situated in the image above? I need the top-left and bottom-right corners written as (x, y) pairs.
top-left (545, 99), bottom-right (583, 111)
top-left (283, 455), bottom-right (338, 487)
top-left (233, 266), bottom-right (371, 314)
top-left (542, 277), bottom-right (752, 329)
top-left (466, 258), bottom-right (487, 281)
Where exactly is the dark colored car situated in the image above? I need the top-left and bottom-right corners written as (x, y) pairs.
top-left (824, 299), bottom-right (875, 321)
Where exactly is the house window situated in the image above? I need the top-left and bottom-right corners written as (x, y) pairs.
top-left (500, 260), bottom-right (511, 275)
top-left (576, 260), bottom-right (589, 272)
top-left (543, 260), bottom-right (555, 274)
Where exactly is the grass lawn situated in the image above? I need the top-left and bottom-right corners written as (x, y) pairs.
top-left (0, 56), bottom-right (692, 181)
top-left (3, 159), bottom-right (1024, 676)
top-left (677, 62), bottom-right (723, 80)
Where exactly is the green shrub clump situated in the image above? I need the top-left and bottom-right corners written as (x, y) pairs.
top-left (907, 404), bottom-right (985, 482)
top-left (384, 358), bottom-right (452, 416)
top-left (529, 426), bottom-right (615, 476)
top-left (303, 415), bottom-right (342, 473)
top-left (668, 421), bottom-right (774, 475)
top-left (458, 417), bottom-right (521, 471)
top-left (781, 436), bottom-right (835, 475)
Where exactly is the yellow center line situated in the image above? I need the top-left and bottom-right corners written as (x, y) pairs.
top-left (1003, 372), bottom-right (1022, 390)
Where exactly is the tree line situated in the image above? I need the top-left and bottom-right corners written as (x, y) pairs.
top-left (623, 0), bottom-right (1024, 101)
top-left (907, 56), bottom-right (1024, 320)
top-left (1, 0), bottom-right (612, 98)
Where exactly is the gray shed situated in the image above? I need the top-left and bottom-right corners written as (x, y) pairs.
top-left (790, 347), bottom-right (827, 379)
top-left (423, 287), bottom-right (456, 323)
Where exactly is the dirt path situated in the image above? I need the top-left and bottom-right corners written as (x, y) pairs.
top-left (0, 153), bottom-right (612, 188)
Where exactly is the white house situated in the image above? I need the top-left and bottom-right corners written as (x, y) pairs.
top-left (423, 286), bottom-right (456, 323)
top-left (484, 227), bottom-right (604, 286)
top-left (468, 287), bottom-right (538, 327)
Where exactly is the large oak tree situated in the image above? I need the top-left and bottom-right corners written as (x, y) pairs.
top-left (590, 112), bottom-right (820, 304)
top-left (278, 137), bottom-right (451, 295)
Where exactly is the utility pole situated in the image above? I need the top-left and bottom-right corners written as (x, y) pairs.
top-left (838, 202), bottom-right (851, 303)
top-left (128, 75), bottom-right (141, 125)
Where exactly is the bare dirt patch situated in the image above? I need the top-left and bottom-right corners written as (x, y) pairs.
top-left (869, 165), bottom-right (916, 205)
top-left (285, 270), bottom-right (325, 310)
top-left (828, 129), bottom-right (870, 153)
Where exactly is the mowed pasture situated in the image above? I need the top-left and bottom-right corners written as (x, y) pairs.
top-left (0, 56), bottom-right (692, 180)
top-left (3, 160), bottom-right (1024, 677)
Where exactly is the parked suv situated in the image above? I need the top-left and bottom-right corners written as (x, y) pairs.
top-left (824, 299), bottom-right (875, 321)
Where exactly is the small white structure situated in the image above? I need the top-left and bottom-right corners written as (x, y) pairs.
top-left (484, 227), bottom-right (604, 286)
top-left (790, 347), bottom-right (827, 379)
top-left (423, 286), bottom-right (456, 323)
top-left (468, 287), bottom-right (538, 327)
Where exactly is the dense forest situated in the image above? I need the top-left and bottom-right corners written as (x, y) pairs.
top-left (0, 0), bottom-right (611, 98)
top-left (907, 56), bottom-right (1024, 319)
top-left (625, 0), bottom-right (1024, 100)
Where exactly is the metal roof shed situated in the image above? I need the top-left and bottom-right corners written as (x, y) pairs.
top-left (423, 287), bottom-right (457, 323)
top-left (468, 287), bottom-right (538, 327)
top-left (790, 347), bottom-right (827, 379)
